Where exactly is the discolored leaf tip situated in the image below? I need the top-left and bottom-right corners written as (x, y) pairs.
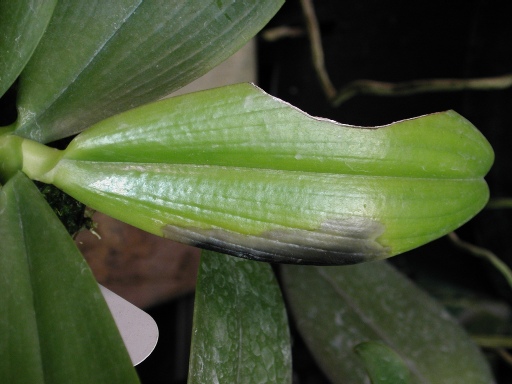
top-left (162, 217), bottom-right (391, 265)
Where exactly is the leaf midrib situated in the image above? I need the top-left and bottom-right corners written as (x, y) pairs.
top-left (316, 266), bottom-right (429, 384)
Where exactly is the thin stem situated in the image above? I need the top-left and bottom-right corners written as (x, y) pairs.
top-left (471, 338), bottom-right (512, 369)
top-left (333, 73), bottom-right (512, 106)
top-left (486, 198), bottom-right (512, 209)
top-left (472, 335), bottom-right (512, 349)
top-left (297, 2), bottom-right (512, 106)
top-left (261, 26), bottom-right (304, 42)
top-left (300, 0), bottom-right (337, 100)
top-left (448, 232), bottom-right (512, 291)
top-left (497, 349), bottom-right (512, 368)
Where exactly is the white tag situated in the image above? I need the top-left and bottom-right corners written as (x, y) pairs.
top-left (100, 285), bottom-right (159, 366)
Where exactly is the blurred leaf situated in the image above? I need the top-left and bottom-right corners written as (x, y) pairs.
top-left (392, 267), bottom-right (512, 337)
top-left (0, 0), bottom-right (57, 98)
top-left (188, 250), bottom-right (291, 383)
top-left (13, 0), bottom-right (283, 143)
top-left (28, 84), bottom-right (494, 264)
top-left (354, 341), bottom-right (412, 384)
top-left (0, 172), bottom-right (139, 383)
top-left (281, 262), bottom-right (495, 384)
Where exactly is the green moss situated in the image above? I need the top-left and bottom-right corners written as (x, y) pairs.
top-left (34, 181), bottom-right (93, 236)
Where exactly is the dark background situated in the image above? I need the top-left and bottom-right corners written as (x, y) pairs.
top-left (136, 1), bottom-right (512, 382)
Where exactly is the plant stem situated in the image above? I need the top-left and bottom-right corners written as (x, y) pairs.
top-left (261, 26), bottom-right (304, 42)
top-left (300, 0), bottom-right (337, 100)
top-left (448, 232), bottom-right (512, 291)
top-left (486, 198), bottom-right (512, 209)
top-left (21, 139), bottom-right (62, 183)
top-left (0, 134), bottom-right (62, 184)
top-left (332, 74), bottom-right (512, 106)
top-left (497, 349), bottom-right (512, 368)
top-left (471, 335), bottom-right (512, 349)
top-left (296, 1), bottom-right (512, 106)
top-left (470, 337), bottom-right (512, 369)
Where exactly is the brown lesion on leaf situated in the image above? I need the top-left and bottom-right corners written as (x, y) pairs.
top-left (162, 217), bottom-right (390, 265)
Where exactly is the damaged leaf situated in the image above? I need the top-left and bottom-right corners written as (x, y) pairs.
top-left (11, 83), bottom-right (493, 264)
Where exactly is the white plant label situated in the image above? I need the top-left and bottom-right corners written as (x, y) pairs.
top-left (100, 285), bottom-right (159, 366)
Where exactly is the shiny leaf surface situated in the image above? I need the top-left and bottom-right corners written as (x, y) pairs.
top-left (32, 84), bottom-right (493, 264)
top-left (188, 250), bottom-right (291, 383)
top-left (13, 0), bottom-right (283, 143)
top-left (0, 172), bottom-right (139, 383)
top-left (281, 262), bottom-right (495, 384)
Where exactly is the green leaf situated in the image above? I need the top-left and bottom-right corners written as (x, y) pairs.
top-left (0, 172), bottom-right (139, 384)
top-left (0, 0), bottom-right (57, 99)
top-left (13, 0), bottom-right (283, 143)
top-left (280, 262), bottom-right (495, 384)
top-left (188, 250), bottom-right (291, 383)
top-left (30, 83), bottom-right (492, 264)
top-left (354, 341), bottom-right (412, 384)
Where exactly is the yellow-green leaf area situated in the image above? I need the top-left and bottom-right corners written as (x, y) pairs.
top-left (63, 84), bottom-right (493, 180)
top-left (30, 84), bottom-right (493, 264)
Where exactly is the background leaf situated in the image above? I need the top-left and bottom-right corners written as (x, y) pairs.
top-left (13, 0), bottom-right (283, 143)
top-left (354, 341), bottom-right (412, 384)
top-left (188, 250), bottom-right (291, 383)
top-left (0, 0), bottom-right (57, 98)
top-left (0, 172), bottom-right (139, 383)
top-left (281, 262), bottom-right (495, 384)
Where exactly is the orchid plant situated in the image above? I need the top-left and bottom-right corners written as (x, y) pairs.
top-left (0, 1), bottom-right (496, 383)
